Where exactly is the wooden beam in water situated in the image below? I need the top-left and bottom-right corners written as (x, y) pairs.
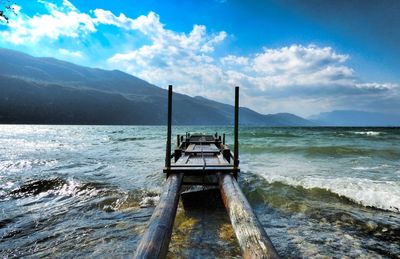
top-left (219, 174), bottom-right (279, 259)
top-left (133, 173), bottom-right (183, 259)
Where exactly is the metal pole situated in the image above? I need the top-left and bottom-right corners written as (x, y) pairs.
top-left (234, 86), bottom-right (239, 167)
top-left (165, 85), bottom-right (172, 168)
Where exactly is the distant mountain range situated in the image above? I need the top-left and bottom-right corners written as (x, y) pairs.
top-left (0, 48), bottom-right (315, 126)
top-left (309, 110), bottom-right (400, 127)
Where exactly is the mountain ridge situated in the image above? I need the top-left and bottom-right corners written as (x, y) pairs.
top-left (310, 110), bottom-right (400, 126)
top-left (0, 48), bottom-right (315, 126)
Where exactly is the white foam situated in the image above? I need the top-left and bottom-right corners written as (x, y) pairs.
top-left (36, 179), bottom-right (99, 198)
top-left (139, 196), bottom-right (160, 208)
top-left (351, 164), bottom-right (388, 171)
top-left (353, 131), bottom-right (382, 136)
top-left (0, 181), bottom-right (15, 196)
top-left (260, 173), bottom-right (400, 213)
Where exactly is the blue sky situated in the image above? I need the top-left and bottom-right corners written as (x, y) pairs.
top-left (1, 0), bottom-right (399, 116)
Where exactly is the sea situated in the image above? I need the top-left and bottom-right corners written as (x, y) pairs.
top-left (0, 125), bottom-right (399, 258)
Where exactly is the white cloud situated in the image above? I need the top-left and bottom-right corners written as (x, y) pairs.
top-left (221, 55), bottom-right (249, 66)
top-left (355, 82), bottom-right (396, 90)
top-left (0, 0), bottom-right (96, 44)
top-left (11, 4), bottom-right (22, 14)
top-left (85, 6), bottom-right (400, 114)
top-left (105, 11), bottom-right (230, 99)
top-left (59, 48), bottom-right (82, 58)
top-left (0, 0), bottom-right (398, 116)
top-left (250, 45), bottom-right (352, 87)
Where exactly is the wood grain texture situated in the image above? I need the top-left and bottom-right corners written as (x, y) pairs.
top-left (133, 173), bottom-right (183, 259)
top-left (219, 174), bottom-right (280, 259)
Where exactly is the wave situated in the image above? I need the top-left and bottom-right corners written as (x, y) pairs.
top-left (352, 131), bottom-right (383, 136)
top-left (7, 178), bottom-right (160, 212)
top-left (258, 174), bottom-right (400, 213)
top-left (113, 137), bottom-right (146, 143)
top-left (351, 165), bottom-right (389, 171)
top-left (241, 144), bottom-right (400, 159)
top-left (110, 137), bottom-right (145, 144)
top-left (240, 131), bottom-right (299, 139)
top-left (0, 159), bottom-right (57, 172)
top-left (8, 178), bottom-right (107, 198)
top-left (98, 189), bottom-right (159, 212)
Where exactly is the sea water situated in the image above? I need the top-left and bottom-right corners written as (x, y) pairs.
top-left (0, 125), bottom-right (399, 258)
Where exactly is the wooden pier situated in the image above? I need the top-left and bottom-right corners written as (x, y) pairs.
top-left (134, 85), bottom-right (279, 259)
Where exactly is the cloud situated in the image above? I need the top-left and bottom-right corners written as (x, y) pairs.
top-left (0, 0), bottom-right (96, 44)
top-left (105, 11), bottom-right (230, 98)
top-left (59, 48), bottom-right (82, 58)
top-left (0, 0), bottom-right (399, 116)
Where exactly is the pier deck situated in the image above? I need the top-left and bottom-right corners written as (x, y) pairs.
top-left (134, 86), bottom-right (279, 259)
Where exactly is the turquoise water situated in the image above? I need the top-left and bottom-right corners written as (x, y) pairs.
top-left (0, 125), bottom-right (399, 258)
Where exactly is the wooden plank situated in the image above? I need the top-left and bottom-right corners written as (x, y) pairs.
top-left (164, 167), bottom-right (239, 175)
top-left (184, 150), bottom-right (220, 154)
top-left (217, 153), bottom-right (229, 165)
top-left (219, 174), bottom-right (279, 259)
top-left (186, 144), bottom-right (196, 152)
top-left (175, 154), bottom-right (190, 165)
top-left (193, 143), bottom-right (219, 151)
top-left (133, 174), bottom-right (183, 259)
top-left (171, 164), bottom-right (234, 168)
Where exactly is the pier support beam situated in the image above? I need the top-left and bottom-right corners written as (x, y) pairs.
top-left (133, 173), bottom-right (183, 259)
top-left (219, 174), bottom-right (279, 259)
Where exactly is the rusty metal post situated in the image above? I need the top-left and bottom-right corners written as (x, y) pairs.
top-left (165, 85), bottom-right (172, 169)
top-left (234, 86), bottom-right (239, 168)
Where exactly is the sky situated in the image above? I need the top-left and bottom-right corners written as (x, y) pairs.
top-left (0, 0), bottom-right (399, 117)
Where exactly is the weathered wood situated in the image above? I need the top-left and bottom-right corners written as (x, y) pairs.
top-left (165, 85), bottom-right (172, 168)
top-left (219, 174), bottom-right (279, 259)
top-left (165, 167), bottom-right (239, 175)
top-left (234, 86), bottom-right (239, 167)
top-left (133, 173), bottom-right (183, 259)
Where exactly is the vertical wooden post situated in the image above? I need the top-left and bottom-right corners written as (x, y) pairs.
top-left (234, 86), bottom-right (239, 168)
top-left (177, 134), bottom-right (180, 147)
top-left (165, 85), bottom-right (172, 169)
top-left (223, 133), bottom-right (225, 145)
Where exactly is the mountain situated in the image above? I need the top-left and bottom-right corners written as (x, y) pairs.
top-left (310, 110), bottom-right (400, 126)
top-left (0, 48), bottom-right (314, 126)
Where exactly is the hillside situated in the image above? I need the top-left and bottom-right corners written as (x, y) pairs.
top-left (0, 48), bottom-right (314, 126)
top-left (310, 110), bottom-right (400, 126)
